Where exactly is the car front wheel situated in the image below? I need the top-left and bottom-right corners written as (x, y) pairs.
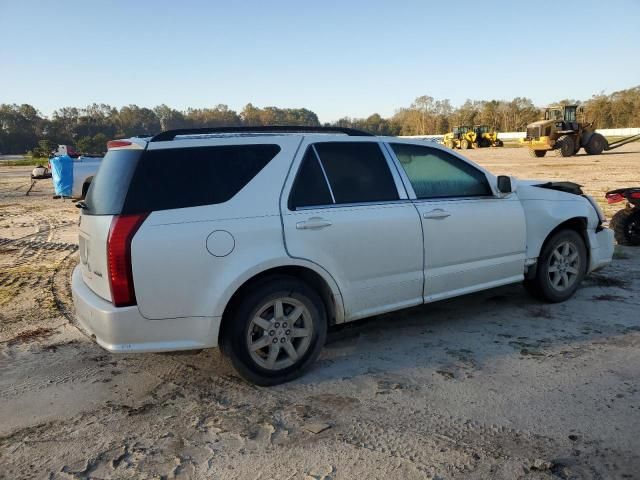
top-left (524, 229), bottom-right (587, 303)
top-left (223, 276), bottom-right (327, 386)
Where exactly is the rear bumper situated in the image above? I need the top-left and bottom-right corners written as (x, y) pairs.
top-left (71, 266), bottom-right (221, 353)
top-left (587, 227), bottom-right (614, 272)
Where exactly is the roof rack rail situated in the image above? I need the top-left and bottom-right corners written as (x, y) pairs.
top-left (149, 125), bottom-right (375, 142)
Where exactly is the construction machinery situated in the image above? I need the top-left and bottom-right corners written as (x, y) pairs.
top-left (444, 125), bottom-right (504, 149)
top-left (443, 125), bottom-right (474, 149)
top-left (474, 125), bottom-right (503, 148)
top-left (521, 104), bottom-right (640, 158)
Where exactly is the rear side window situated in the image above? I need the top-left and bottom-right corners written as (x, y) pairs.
top-left (390, 143), bottom-right (491, 199)
top-left (122, 144), bottom-right (280, 213)
top-left (86, 144), bottom-right (280, 215)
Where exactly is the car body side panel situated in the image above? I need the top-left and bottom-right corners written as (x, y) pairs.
top-left (130, 137), bottom-right (343, 322)
top-left (517, 181), bottom-right (601, 261)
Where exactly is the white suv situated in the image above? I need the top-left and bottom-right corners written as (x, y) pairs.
top-left (72, 126), bottom-right (614, 385)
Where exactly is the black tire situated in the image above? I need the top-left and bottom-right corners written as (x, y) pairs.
top-left (523, 229), bottom-right (587, 303)
top-left (555, 135), bottom-right (575, 157)
top-left (495, 139), bottom-right (504, 147)
top-left (460, 139), bottom-right (470, 149)
top-left (222, 276), bottom-right (327, 386)
top-left (529, 149), bottom-right (546, 158)
top-left (584, 133), bottom-right (607, 155)
top-left (610, 208), bottom-right (640, 246)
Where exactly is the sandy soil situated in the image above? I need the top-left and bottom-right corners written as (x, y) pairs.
top-left (1, 144), bottom-right (639, 479)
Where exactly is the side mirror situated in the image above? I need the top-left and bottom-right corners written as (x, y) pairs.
top-left (497, 175), bottom-right (512, 194)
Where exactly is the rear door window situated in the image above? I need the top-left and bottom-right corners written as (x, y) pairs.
top-left (288, 142), bottom-right (399, 209)
top-left (288, 148), bottom-right (334, 209)
top-left (316, 142), bottom-right (399, 205)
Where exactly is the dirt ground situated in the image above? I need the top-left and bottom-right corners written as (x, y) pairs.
top-left (1, 144), bottom-right (639, 480)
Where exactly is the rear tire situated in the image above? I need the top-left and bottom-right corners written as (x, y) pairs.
top-left (555, 135), bottom-right (575, 157)
top-left (495, 139), bottom-right (504, 147)
top-left (222, 276), bottom-right (327, 386)
top-left (610, 208), bottom-right (640, 246)
top-left (585, 133), bottom-right (607, 155)
top-left (529, 149), bottom-right (546, 158)
top-left (524, 229), bottom-right (587, 303)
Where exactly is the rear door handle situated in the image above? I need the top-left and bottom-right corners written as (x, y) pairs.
top-left (296, 217), bottom-right (333, 230)
top-left (423, 209), bottom-right (451, 219)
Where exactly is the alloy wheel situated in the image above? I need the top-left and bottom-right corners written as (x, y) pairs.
top-left (246, 297), bottom-right (313, 370)
top-left (547, 241), bottom-right (580, 291)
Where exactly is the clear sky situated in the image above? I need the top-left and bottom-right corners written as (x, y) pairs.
top-left (1, 0), bottom-right (639, 122)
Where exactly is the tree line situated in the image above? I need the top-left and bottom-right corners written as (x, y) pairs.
top-left (1, 85), bottom-right (638, 155)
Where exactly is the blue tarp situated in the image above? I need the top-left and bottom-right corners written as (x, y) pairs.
top-left (50, 155), bottom-right (73, 197)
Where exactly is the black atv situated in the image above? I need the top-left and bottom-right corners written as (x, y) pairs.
top-left (606, 188), bottom-right (640, 246)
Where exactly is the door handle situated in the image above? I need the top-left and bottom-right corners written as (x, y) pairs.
top-left (423, 209), bottom-right (451, 219)
top-left (296, 217), bottom-right (333, 230)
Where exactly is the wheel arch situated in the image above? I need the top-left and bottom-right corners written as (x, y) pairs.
top-left (527, 216), bottom-right (589, 279)
top-left (218, 263), bottom-right (344, 347)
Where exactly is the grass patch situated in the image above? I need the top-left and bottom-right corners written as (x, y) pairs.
top-left (0, 156), bottom-right (49, 166)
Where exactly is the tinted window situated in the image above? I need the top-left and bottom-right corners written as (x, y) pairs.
top-left (85, 149), bottom-right (143, 215)
top-left (120, 144), bottom-right (280, 213)
top-left (390, 143), bottom-right (491, 199)
top-left (315, 142), bottom-right (399, 204)
top-left (289, 148), bottom-right (333, 209)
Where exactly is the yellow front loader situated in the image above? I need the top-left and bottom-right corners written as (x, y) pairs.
top-left (474, 125), bottom-right (503, 147)
top-left (443, 125), bottom-right (476, 149)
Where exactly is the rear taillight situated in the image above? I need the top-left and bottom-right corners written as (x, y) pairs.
top-left (606, 193), bottom-right (624, 204)
top-left (107, 213), bottom-right (148, 307)
top-left (631, 192), bottom-right (640, 199)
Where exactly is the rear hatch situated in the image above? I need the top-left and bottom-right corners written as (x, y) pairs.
top-left (79, 144), bottom-right (145, 301)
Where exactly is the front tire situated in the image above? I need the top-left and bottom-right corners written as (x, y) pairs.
top-left (223, 276), bottom-right (327, 386)
top-left (524, 230), bottom-right (587, 303)
top-left (529, 149), bottom-right (546, 158)
top-left (610, 208), bottom-right (640, 246)
top-left (460, 139), bottom-right (470, 149)
top-left (555, 135), bottom-right (575, 157)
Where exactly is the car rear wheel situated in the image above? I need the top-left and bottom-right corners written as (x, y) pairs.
top-left (223, 276), bottom-right (327, 386)
top-left (524, 230), bottom-right (587, 303)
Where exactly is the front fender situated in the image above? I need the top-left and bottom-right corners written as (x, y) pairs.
top-left (522, 198), bottom-right (596, 260)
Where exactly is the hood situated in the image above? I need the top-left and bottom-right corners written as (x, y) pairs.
top-left (516, 179), bottom-right (585, 201)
